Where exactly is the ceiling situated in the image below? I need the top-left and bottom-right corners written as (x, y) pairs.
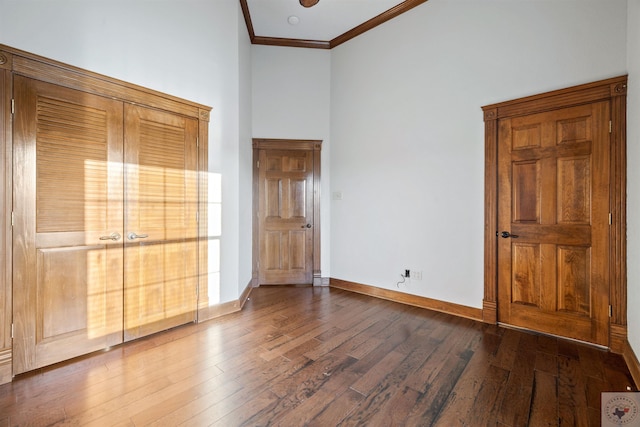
top-left (241, 0), bottom-right (428, 49)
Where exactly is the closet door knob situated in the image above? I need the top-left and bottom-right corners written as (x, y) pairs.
top-left (127, 232), bottom-right (149, 240)
top-left (99, 232), bottom-right (121, 241)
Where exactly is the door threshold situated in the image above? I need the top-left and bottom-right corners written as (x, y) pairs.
top-left (498, 322), bottom-right (609, 351)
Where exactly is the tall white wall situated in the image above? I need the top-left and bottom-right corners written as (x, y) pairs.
top-left (252, 45), bottom-right (332, 278)
top-left (330, 0), bottom-right (628, 308)
top-left (0, 0), bottom-right (252, 304)
top-left (627, 0), bottom-right (640, 362)
top-left (238, 8), bottom-right (254, 295)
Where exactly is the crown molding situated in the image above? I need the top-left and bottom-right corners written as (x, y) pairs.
top-left (240, 0), bottom-right (428, 50)
top-left (252, 36), bottom-right (330, 50)
top-left (330, 0), bottom-right (428, 48)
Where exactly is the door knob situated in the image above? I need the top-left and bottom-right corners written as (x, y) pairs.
top-left (128, 232), bottom-right (149, 240)
top-left (302, 224), bottom-right (312, 228)
top-left (99, 232), bottom-right (121, 241)
top-left (500, 231), bottom-right (519, 238)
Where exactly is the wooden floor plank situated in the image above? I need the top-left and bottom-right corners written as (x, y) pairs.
top-left (305, 387), bottom-right (366, 427)
top-left (0, 286), bottom-right (635, 426)
top-left (529, 369), bottom-right (559, 426)
top-left (404, 347), bottom-right (474, 425)
top-left (496, 331), bottom-right (537, 426)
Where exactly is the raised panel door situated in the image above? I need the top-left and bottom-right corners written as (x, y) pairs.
top-left (497, 102), bottom-right (610, 345)
top-left (258, 149), bottom-right (314, 284)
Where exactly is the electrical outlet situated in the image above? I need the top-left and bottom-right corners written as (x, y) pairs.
top-left (411, 270), bottom-right (422, 280)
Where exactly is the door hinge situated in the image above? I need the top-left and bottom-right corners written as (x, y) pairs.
top-left (609, 305), bottom-right (613, 318)
top-left (196, 137), bottom-right (199, 147)
top-left (11, 211), bottom-right (14, 227)
top-left (11, 323), bottom-right (14, 339)
top-left (11, 99), bottom-right (15, 115)
top-left (609, 120), bottom-right (612, 133)
top-left (257, 160), bottom-right (260, 168)
top-left (609, 212), bottom-right (612, 225)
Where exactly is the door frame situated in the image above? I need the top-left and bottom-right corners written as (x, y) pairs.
top-left (252, 138), bottom-right (322, 286)
top-left (482, 76), bottom-right (628, 351)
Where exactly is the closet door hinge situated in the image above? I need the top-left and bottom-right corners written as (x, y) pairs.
top-left (257, 160), bottom-right (260, 168)
top-left (11, 211), bottom-right (14, 227)
top-left (197, 137), bottom-right (199, 147)
top-left (11, 99), bottom-right (15, 115)
top-left (609, 120), bottom-right (612, 133)
top-left (11, 324), bottom-right (14, 339)
top-left (609, 305), bottom-right (613, 318)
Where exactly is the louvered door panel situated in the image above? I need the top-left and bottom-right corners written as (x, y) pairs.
top-left (12, 76), bottom-right (124, 374)
top-left (123, 104), bottom-right (197, 340)
top-left (36, 97), bottom-right (111, 232)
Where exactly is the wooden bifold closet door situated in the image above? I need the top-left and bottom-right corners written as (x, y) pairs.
top-left (12, 76), bottom-right (197, 374)
top-left (123, 104), bottom-right (198, 341)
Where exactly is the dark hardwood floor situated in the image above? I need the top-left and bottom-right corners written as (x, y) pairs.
top-left (0, 286), bottom-right (636, 426)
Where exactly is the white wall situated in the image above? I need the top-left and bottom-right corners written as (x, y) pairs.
top-left (0, 0), bottom-right (252, 304)
top-left (238, 7), bottom-right (254, 295)
top-left (627, 0), bottom-right (640, 362)
top-left (330, 0), bottom-right (628, 308)
top-left (252, 45), bottom-right (332, 279)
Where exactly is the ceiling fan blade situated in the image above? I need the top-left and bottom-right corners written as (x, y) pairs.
top-left (299, 0), bottom-right (319, 7)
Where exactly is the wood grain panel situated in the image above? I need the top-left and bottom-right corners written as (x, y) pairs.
top-left (556, 116), bottom-right (591, 145)
top-left (265, 179), bottom-right (282, 218)
top-left (289, 230), bottom-right (306, 270)
top-left (288, 155), bottom-right (308, 172)
top-left (557, 246), bottom-right (590, 316)
top-left (511, 243), bottom-right (540, 306)
top-left (557, 156), bottom-right (590, 224)
top-left (265, 231), bottom-right (283, 270)
top-left (512, 123), bottom-right (541, 149)
top-left (290, 179), bottom-right (307, 218)
top-left (512, 161), bottom-right (539, 223)
top-left (37, 245), bottom-right (121, 341)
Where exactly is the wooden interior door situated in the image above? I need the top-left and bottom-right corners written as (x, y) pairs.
top-left (497, 101), bottom-right (611, 346)
top-left (12, 76), bottom-right (124, 374)
top-left (258, 148), bottom-right (314, 284)
top-left (123, 104), bottom-right (198, 340)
